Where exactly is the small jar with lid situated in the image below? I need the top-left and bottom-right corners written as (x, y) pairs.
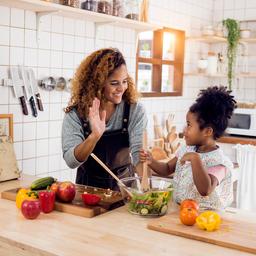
top-left (98, 0), bottom-right (112, 15)
top-left (42, 0), bottom-right (60, 3)
top-left (81, 0), bottom-right (98, 12)
top-left (112, 0), bottom-right (124, 17)
top-left (60, 0), bottom-right (80, 8)
top-left (124, 0), bottom-right (139, 20)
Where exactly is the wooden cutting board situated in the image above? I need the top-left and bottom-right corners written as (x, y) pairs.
top-left (1, 185), bottom-right (124, 218)
top-left (148, 211), bottom-right (256, 254)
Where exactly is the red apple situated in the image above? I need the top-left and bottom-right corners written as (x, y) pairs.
top-left (21, 199), bottom-right (41, 219)
top-left (57, 181), bottom-right (76, 202)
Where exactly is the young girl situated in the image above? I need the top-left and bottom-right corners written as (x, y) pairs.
top-left (140, 86), bottom-right (236, 210)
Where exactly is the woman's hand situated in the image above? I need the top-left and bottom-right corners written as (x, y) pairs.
top-left (88, 98), bottom-right (106, 140)
top-left (139, 149), bottom-right (153, 165)
top-left (180, 152), bottom-right (199, 165)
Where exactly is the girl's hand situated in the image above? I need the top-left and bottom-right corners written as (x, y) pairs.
top-left (139, 149), bottom-right (153, 165)
top-left (180, 152), bottom-right (199, 165)
top-left (88, 98), bottom-right (106, 140)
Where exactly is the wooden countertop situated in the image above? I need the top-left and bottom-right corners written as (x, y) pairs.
top-left (218, 135), bottom-right (256, 145)
top-left (0, 175), bottom-right (255, 256)
top-left (179, 133), bottom-right (256, 145)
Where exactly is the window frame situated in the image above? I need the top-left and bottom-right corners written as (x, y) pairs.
top-left (136, 27), bottom-right (185, 97)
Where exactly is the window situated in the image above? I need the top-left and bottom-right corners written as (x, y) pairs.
top-left (136, 27), bottom-right (185, 97)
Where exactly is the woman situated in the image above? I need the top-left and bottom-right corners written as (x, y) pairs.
top-left (62, 48), bottom-right (147, 190)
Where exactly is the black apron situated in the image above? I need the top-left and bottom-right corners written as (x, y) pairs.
top-left (76, 102), bottom-right (134, 190)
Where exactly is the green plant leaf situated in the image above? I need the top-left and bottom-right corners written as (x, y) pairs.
top-left (222, 18), bottom-right (240, 90)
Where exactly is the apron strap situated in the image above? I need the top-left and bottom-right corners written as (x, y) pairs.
top-left (122, 101), bottom-right (130, 132)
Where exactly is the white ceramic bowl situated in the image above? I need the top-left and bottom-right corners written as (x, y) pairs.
top-left (197, 59), bottom-right (208, 70)
top-left (240, 29), bottom-right (251, 39)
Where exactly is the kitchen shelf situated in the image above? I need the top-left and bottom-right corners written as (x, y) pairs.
top-left (0, 0), bottom-right (161, 32)
top-left (240, 38), bottom-right (256, 43)
top-left (185, 72), bottom-right (256, 78)
top-left (184, 73), bottom-right (226, 77)
top-left (186, 35), bottom-right (256, 44)
top-left (186, 36), bottom-right (226, 43)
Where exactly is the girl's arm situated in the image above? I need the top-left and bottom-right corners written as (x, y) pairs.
top-left (180, 153), bottom-right (218, 196)
top-left (139, 150), bottom-right (177, 177)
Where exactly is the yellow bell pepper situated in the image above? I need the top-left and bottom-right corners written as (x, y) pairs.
top-left (196, 211), bottom-right (221, 232)
top-left (15, 188), bottom-right (38, 209)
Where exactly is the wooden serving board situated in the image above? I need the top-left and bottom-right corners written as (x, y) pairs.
top-left (1, 185), bottom-right (124, 218)
top-left (148, 211), bottom-right (256, 254)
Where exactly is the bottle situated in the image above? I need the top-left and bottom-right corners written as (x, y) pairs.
top-left (207, 52), bottom-right (218, 75)
top-left (124, 0), bottom-right (139, 20)
top-left (98, 0), bottom-right (112, 15)
top-left (81, 0), bottom-right (98, 11)
top-left (112, 0), bottom-right (124, 17)
top-left (60, 0), bottom-right (80, 8)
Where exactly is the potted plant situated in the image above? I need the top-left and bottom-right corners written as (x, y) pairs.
top-left (222, 18), bottom-right (240, 90)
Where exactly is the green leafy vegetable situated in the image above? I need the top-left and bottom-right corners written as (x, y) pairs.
top-left (128, 190), bottom-right (173, 216)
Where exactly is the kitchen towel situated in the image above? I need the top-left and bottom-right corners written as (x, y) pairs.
top-left (235, 144), bottom-right (256, 211)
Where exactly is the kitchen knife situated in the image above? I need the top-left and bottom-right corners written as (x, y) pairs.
top-left (28, 69), bottom-right (44, 111)
top-left (10, 67), bottom-right (28, 115)
top-left (20, 66), bottom-right (38, 117)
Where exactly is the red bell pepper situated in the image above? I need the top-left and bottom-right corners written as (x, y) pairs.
top-left (38, 190), bottom-right (55, 213)
top-left (81, 193), bottom-right (101, 206)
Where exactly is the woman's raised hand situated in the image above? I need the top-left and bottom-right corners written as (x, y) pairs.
top-left (139, 149), bottom-right (153, 165)
top-left (88, 98), bottom-right (106, 140)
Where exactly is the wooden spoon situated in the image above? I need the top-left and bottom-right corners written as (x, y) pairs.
top-left (167, 132), bottom-right (177, 144)
top-left (90, 153), bottom-right (133, 197)
top-left (141, 130), bottom-right (150, 191)
top-left (166, 114), bottom-right (174, 133)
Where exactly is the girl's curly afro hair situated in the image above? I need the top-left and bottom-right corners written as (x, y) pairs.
top-left (189, 86), bottom-right (237, 139)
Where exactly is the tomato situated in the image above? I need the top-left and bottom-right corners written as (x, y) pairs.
top-left (50, 182), bottom-right (59, 194)
top-left (180, 199), bottom-right (199, 211)
top-left (81, 193), bottom-right (101, 206)
top-left (180, 207), bottom-right (199, 226)
top-left (21, 199), bottom-right (41, 220)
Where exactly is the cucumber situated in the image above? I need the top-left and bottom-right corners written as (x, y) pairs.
top-left (160, 205), bottom-right (168, 215)
top-left (140, 208), bottom-right (149, 215)
top-left (30, 176), bottom-right (55, 190)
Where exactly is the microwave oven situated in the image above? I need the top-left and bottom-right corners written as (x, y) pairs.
top-left (226, 108), bottom-right (256, 137)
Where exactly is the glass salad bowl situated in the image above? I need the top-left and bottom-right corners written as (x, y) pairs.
top-left (118, 176), bottom-right (174, 216)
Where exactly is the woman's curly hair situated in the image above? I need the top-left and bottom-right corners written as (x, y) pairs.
top-left (189, 86), bottom-right (237, 139)
top-left (65, 48), bottom-right (139, 119)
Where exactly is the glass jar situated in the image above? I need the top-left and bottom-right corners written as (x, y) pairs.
top-left (42, 0), bottom-right (60, 3)
top-left (60, 0), bottom-right (80, 8)
top-left (124, 0), bottom-right (139, 20)
top-left (98, 0), bottom-right (112, 15)
top-left (112, 0), bottom-right (124, 17)
top-left (81, 0), bottom-right (98, 11)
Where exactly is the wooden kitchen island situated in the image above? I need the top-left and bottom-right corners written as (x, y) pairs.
top-left (0, 175), bottom-right (255, 256)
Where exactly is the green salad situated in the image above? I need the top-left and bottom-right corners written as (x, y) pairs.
top-left (128, 189), bottom-right (173, 216)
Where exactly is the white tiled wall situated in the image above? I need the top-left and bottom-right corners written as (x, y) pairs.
top-left (211, 0), bottom-right (256, 162)
top-left (0, 0), bottom-right (254, 181)
top-left (213, 0), bottom-right (256, 102)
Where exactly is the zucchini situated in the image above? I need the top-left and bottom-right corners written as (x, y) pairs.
top-left (30, 176), bottom-right (55, 190)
